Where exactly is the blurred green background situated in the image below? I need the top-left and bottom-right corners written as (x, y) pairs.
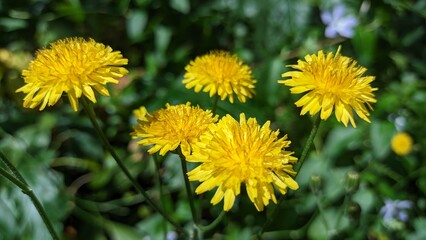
top-left (1, 0), bottom-right (426, 239)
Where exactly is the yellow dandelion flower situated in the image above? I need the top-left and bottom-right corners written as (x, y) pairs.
top-left (391, 132), bottom-right (413, 156)
top-left (279, 47), bottom-right (377, 127)
top-left (16, 37), bottom-right (128, 111)
top-left (131, 102), bottom-right (218, 156)
top-left (186, 113), bottom-right (298, 211)
top-left (182, 50), bottom-right (256, 103)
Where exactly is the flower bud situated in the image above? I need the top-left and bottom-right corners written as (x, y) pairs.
top-left (346, 201), bottom-right (361, 221)
top-left (344, 170), bottom-right (360, 194)
top-left (309, 174), bottom-right (322, 194)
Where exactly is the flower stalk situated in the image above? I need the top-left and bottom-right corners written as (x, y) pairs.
top-left (81, 98), bottom-right (185, 235)
top-left (0, 151), bottom-right (60, 240)
top-left (295, 115), bottom-right (322, 174)
top-left (257, 115), bottom-right (321, 237)
top-left (153, 154), bottom-right (168, 239)
top-left (178, 150), bottom-right (199, 225)
top-left (198, 211), bottom-right (226, 232)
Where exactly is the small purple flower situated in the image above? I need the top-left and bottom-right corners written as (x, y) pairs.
top-left (321, 4), bottom-right (358, 38)
top-left (166, 231), bottom-right (178, 240)
top-left (380, 199), bottom-right (413, 222)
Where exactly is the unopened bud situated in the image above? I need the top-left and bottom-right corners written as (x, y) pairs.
top-left (346, 201), bottom-right (361, 221)
top-left (309, 174), bottom-right (322, 194)
top-left (345, 170), bottom-right (360, 194)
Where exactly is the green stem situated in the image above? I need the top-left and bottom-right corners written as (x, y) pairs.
top-left (294, 115), bottom-right (322, 174)
top-left (257, 116), bottom-right (322, 238)
top-left (0, 152), bottom-right (60, 240)
top-left (153, 154), bottom-right (168, 240)
top-left (335, 194), bottom-right (349, 230)
top-left (178, 151), bottom-right (198, 225)
top-left (212, 95), bottom-right (219, 116)
top-left (80, 98), bottom-right (185, 235)
top-left (198, 211), bottom-right (226, 232)
top-left (0, 151), bottom-right (26, 183)
top-left (314, 193), bottom-right (330, 234)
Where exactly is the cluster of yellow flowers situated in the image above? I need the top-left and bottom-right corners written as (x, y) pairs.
top-left (16, 37), bottom-right (377, 211)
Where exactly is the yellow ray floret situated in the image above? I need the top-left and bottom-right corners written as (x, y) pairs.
top-left (183, 50), bottom-right (256, 103)
top-left (187, 113), bottom-right (298, 211)
top-left (16, 37), bottom-right (128, 111)
top-left (279, 47), bottom-right (377, 127)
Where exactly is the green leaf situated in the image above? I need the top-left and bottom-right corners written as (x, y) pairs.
top-left (307, 208), bottom-right (349, 240)
top-left (0, 165), bottom-right (68, 240)
top-left (390, 51), bottom-right (408, 70)
top-left (135, 214), bottom-right (167, 239)
top-left (296, 153), bottom-right (330, 188)
top-left (375, 91), bottom-right (401, 113)
top-left (352, 185), bottom-right (376, 213)
top-left (266, 57), bottom-right (284, 106)
top-left (352, 26), bottom-right (377, 66)
top-left (370, 121), bottom-right (395, 160)
top-left (402, 27), bottom-right (425, 47)
top-left (170, 0), bottom-right (190, 14)
top-left (163, 153), bottom-right (184, 191)
top-left (323, 126), bottom-right (362, 160)
top-left (106, 221), bottom-right (144, 240)
top-left (407, 218), bottom-right (426, 240)
top-left (155, 26), bottom-right (172, 52)
top-left (0, 18), bottom-right (27, 31)
top-left (54, 1), bottom-right (85, 23)
top-left (126, 10), bottom-right (148, 42)
top-left (418, 176), bottom-right (426, 195)
top-left (323, 167), bottom-right (348, 200)
top-left (0, 192), bottom-right (16, 238)
top-left (225, 223), bottom-right (252, 240)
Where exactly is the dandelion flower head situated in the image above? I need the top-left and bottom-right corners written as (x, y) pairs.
top-left (391, 132), bottom-right (413, 156)
top-left (131, 102), bottom-right (218, 156)
top-left (186, 113), bottom-right (298, 211)
top-left (182, 50), bottom-right (256, 103)
top-left (279, 47), bottom-right (377, 127)
top-left (16, 37), bottom-right (128, 111)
